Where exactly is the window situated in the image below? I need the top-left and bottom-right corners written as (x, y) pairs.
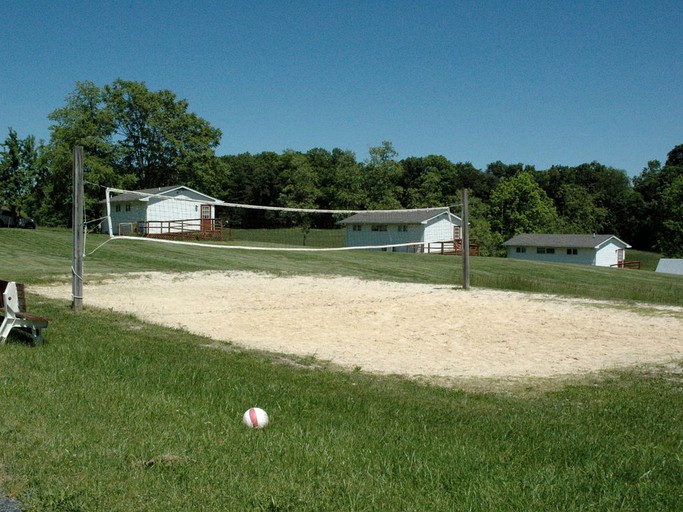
top-left (537, 247), bottom-right (546, 254)
top-left (516, 247), bottom-right (526, 253)
top-left (125, 203), bottom-right (131, 212)
top-left (567, 248), bottom-right (578, 255)
top-left (398, 225), bottom-right (408, 232)
top-left (352, 224), bottom-right (362, 232)
top-left (546, 248), bottom-right (555, 254)
top-left (115, 205), bottom-right (121, 213)
top-left (371, 224), bottom-right (388, 232)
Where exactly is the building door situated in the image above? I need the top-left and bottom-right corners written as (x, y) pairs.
top-left (201, 205), bottom-right (212, 231)
top-left (616, 248), bottom-right (625, 263)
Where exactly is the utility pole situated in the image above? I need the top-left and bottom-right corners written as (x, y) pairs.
top-left (461, 188), bottom-right (470, 290)
top-left (72, 146), bottom-right (84, 311)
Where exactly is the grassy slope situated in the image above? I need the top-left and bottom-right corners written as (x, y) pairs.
top-left (1, 228), bottom-right (682, 511)
top-left (4, 228), bottom-right (683, 305)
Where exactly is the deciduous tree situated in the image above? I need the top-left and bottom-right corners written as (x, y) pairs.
top-left (41, 80), bottom-right (222, 225)
top-left (104, 79), bottom-right (221, 188)
top-left (658, 175), bottom-right (683, 257)
top-left (362, 141), bottom-right (403, 209)
top-left (633, 157), bottom-right (683, 251)
top-left (0, 129), bottom-right (40, 216)
top-left (488, 171), bottom-right (560, 240)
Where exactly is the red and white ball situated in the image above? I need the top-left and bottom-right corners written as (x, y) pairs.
top-left (243, 407), bottom-right (269, 429)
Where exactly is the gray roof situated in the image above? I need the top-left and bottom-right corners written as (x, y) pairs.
top-left (502, 233), bottom-right (631, 249)
top-left (109, 186), bottom-right (217, 203)
top-left (655, 259), bottom-right (683, 276)
top-left (339, 207), bottom-right (459, 225)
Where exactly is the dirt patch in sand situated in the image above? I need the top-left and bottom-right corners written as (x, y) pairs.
top-left (33, 271), bottom-right (683, 381)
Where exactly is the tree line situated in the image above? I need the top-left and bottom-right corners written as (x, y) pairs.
top-left (2, 79), bottom-right (682, 257)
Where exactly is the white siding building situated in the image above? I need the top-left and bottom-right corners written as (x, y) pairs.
top-left (502, 234), bottom-right (631, 267)
top-left (338, 208), bottom-right (461, 252)
top-left (106, 186), bottom-right (220, 236)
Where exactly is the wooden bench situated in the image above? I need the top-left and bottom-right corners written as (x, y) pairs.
top-left (0, 280), bottom-right (51, 345)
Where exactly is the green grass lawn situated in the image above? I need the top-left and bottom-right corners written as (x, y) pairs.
top-left (1, 228), bottom-right (682, 511)
top-left (227, 227), bottom-right (346, 248)
top-left (4, 228), bottom-right (683, 305)
top-left (628, 249), bottom-right (662, 272)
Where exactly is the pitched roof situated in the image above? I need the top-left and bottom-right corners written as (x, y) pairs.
top-left (502, 233), bottom-right (631, 249)
top-left (339, 207), bottom-right (459, 225)
top-left (109, 186), bottom-right (218, 203)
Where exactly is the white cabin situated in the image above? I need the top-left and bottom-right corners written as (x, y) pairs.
top-left (106, 186), bottom-right (220, 236)
top-left (502, 234), bottom-right (631, 267)
top-left (338, 208), bottom-right (461, 252)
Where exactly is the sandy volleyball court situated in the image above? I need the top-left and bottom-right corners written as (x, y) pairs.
top-left (34, 271), bottom-right (683, 380)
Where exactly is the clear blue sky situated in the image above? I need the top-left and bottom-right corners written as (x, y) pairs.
top-left (2, 1), bottom-right (681, 176)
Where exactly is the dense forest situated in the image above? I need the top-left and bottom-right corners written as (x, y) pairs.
top-left (2, 80), bottom-right (682, 257)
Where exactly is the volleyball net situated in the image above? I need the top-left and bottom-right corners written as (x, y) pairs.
top-left (102, 187), bottom-right (462, 253)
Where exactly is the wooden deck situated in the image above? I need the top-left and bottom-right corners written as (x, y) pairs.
top-left (413, 239), bottom-right (480, 256)
top-left (612, 259), bottom-right (641, 269)
top-left (139, 219), bottom-right (224, 241)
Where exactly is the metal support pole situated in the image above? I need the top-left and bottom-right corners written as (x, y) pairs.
top-left (72, 146), bottom-right (84, 311)
top-left (461, 189), bottom-right (470, 290)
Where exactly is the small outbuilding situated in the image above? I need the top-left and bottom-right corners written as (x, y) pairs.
top-left (502, 233), bottom-right (632, 267)
top-left (655, 259), bottom-right (683, 276)
top-left (338, 207), bottom-right (462, 252)
top-left (105, 185), bottom-right (222, 238)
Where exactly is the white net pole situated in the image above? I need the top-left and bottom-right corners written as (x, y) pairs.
top-left (105, 187), bottom-right (114, 237)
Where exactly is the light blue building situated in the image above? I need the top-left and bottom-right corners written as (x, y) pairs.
top-left (502, 234), bottom-right (631, 267)
top-left (339, 207), bottom-right (461, 252)
top-left (655, 259), bottom-right (683, 276)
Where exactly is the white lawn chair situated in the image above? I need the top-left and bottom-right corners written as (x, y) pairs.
top-left (0, 280), bottom-right (50, 344)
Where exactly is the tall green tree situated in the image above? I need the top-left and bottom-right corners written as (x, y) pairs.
top-left (634, 144), bottom-right (683, 256)
top-left (104, 79), bottom-right (222, 189)
top-left (0, 129), bottom-right (41, 216)
top-left (633, 157), bottom-right (683, 252)
top-left (318, 148), bottom-right (365, 210)
top-left (665, 143), bottom-right (683, 168)
top-left (467, 196), bottom-right (504, 257)
top-left (453, 161), bottom-right (489, 199)
top-left (362, 141), bottom-right (403, 209)
top-left (488, 171), bottom-right (561, 240)
top-left (400, 155), bottom-right (463, 208)
top-left (42, 81), bottom-right (119, 226)
top-left (658, 174), bottom-right (683, 257)
top-left (573, 162), bottom-right (636, 237)
top-left (660, 145), bottom-right (683, 256)
top-left (553, 183), bottom-right (609, 233)
top-left (537, 162), bottom-right (638, 239)
top-left (41, 80), bottom-right (222, 226)
top-left (277, 151), bottom-right (321, 242)
top-left (278, 150), bottom-right (320, 209)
